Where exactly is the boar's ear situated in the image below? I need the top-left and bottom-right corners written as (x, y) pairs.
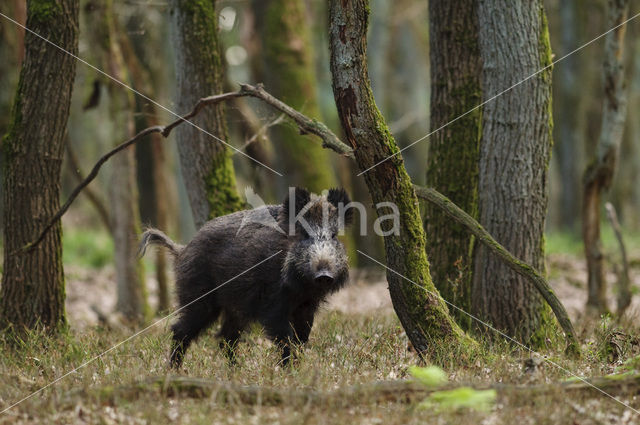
top-left (282, 187), bottom-right (311, 220)
top-left (327, 188), bottom-right (353, 226)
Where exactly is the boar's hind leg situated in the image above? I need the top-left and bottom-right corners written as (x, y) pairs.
top-left (169, 303), bottom-right (221, 368)
top-left (217, 311), bottom-right (247, 362)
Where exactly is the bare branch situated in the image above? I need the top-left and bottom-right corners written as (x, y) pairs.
top-left (239, 83), bottom-right (354, 157)
top-left (20, 84), bottom-right (351, 254)
top-left (64, 137), bottom-right (111, 232)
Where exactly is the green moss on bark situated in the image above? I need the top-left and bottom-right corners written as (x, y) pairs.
top-left (29, 0), bottom-right (62, 23)
top-left (205, 149), bottom-right (244, 219)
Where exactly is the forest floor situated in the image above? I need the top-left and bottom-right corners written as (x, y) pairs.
top-left (1, 239), bottom-right (640, 424)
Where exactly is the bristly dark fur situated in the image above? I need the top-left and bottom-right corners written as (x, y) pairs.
top-left (140, 187), bottom-right (352, 368)
top-left (327, 187), bottom-right (353, 225)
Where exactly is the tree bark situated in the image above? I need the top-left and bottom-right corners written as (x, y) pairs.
top-left (169, 0), bottom-right (243, 229)
top-left (328, 0), bottom-right (472, 355)
top-left (84, 0), bottom-right (148, 322)
top-left (252, 0), bottom-right (336, 194)
top-left (0, 0), bottom-right (79, 330)
top-left (582, 0), bottom-right (629, 314)
top-left (424, 0), bottom-right (482, 330)
top-left (473, 0), bottom-right (555, 345)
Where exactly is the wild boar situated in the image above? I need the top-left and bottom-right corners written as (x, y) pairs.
top-left (138, 187), bottom-right (353, 367)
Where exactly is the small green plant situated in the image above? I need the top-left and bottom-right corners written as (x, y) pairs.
top-left (419, 387), bottom-right (497, 412)
top-left (410, 365), bottom-right (496, 412)
top-left (408, 365), bottom-right (448, 387)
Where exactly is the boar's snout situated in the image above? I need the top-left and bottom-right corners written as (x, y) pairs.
top-left (314, 270), bottom-right (335, 285)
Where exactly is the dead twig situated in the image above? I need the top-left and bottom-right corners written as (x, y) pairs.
top-left (233, 113), bottom-right (285, 155)
top-left (64, 137), bottom-right (112, 232)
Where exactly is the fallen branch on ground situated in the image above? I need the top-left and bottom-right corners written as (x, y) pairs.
top-left (22, 84), bottom-right (577, 352)
top-left (62, 373), bottom-right (640, 407)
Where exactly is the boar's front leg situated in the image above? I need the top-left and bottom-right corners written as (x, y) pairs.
top-left (262, 302), bottom-right (294, 365)
top-left (291, 301), bottom-right (319, 345)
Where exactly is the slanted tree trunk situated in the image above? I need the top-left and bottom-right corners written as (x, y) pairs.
top-left (85, 0), bottom-right (148, 322)
top-left (472, 1), bottom-right (555, 345)
top-left (328, 0), bottom-right (472, 355)
top-left (424, 0), bottom-right (482, 330)
top-left (0, 0), bottom-right (79, 330)
top-left (582, 0), bottom-right (630, 314)
top-left (252, 0), bottom-right (336, 193)
top-left (169, 0), bottom-right (243, 228)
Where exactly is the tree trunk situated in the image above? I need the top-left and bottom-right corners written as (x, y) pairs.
top-left (582, 0), bottom-right (630, 314)
top-left (119, 26), bottom-right (172, 313)
top-left (0, 0), bottom-right (79, 330)
top-left (252, 0), bottom-right (336, 193)
top-left (553, 0), bottom-right (585, 230)
top-left (328, 0), bottom-right (472, 356)
top-left (0, 0), bottom-right (25, 137)
top-left (85, 0), bottom-right (148, 322)
top-left (169, 0), bottom-right (243, 229)
top-left (424, 0), bottom-right (482, 330)
top-left (472, 1), bottom-right (554, 345)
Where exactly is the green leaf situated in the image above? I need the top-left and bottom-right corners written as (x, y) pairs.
top-left (418, 387), bottom-right (496, 412)
top-left (408, 365), bottom-right (448, 388)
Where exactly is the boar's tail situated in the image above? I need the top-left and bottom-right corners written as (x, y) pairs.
top-left (138, 228), bottom-right (184, 258)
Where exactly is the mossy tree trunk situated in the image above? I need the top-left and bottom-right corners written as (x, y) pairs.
top-left (472, 1), bottom-right (555, 345)
top-left (252, 0), bottom-right (336, 193)
top-left (582, 0), bottom-right (630, 314)
top-left (0, 0), bottom-right (79, 330)
top-left (328, 0), bottom-right (472, 355)
top-left (85, 0), bottom-right (148, 322)
top-left (169, 0), bottom-right (243, 228)
top-left (424, 0), bottom-right (482, 330)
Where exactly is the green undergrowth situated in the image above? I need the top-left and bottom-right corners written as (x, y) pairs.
top-left (62, 227), bottom-right (114, 269)
top-left (546, 225), bottom-right (640, 256)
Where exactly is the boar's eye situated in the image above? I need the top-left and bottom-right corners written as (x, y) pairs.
top-left (331, 231), bottom-right (337, 239)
